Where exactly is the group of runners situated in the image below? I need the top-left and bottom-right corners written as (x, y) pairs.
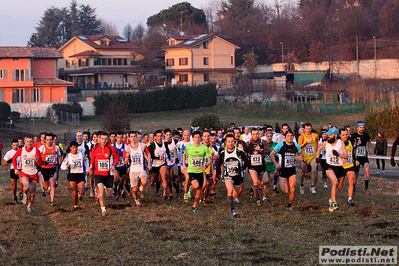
top-left (3, 121), bottom-right (397, 217)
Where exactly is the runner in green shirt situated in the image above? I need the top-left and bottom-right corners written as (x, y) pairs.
top-left (182, 131), bottom-right (211, 212)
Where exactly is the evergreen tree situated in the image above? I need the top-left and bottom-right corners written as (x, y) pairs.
top-left (79, 4), bottom-right (101, 35)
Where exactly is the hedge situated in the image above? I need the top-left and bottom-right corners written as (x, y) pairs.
top-left (93, 84), bottom-right (217, 115)
top-left (365, 106), bottom-right (399, 138)
top-left (0, 102), bottom-right (11, 122)
top-left (52, 103), bottom-right (83, 117)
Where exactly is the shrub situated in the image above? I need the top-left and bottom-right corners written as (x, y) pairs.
top-left (191, 113), bottom-right (223, 130)
top-left (102, 100), bottom-right (130, 133)
top-left (0, 102), bottom-right (11, 122)
top-left (365, 106), bottom-right (399, 138)
top-left (52, 103), bottom-right (83, 117)
top-left (93, 83), bottom-right (217, 115)
top-left (10, 111), bottom-right (20, 121)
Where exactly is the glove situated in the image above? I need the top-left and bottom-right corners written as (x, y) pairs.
top-left (316, 158), bottom-right (321, 164)
top-left (332, 150), bottom-right (339, 157)
top-left (391, 158), bottom-right (396, 167)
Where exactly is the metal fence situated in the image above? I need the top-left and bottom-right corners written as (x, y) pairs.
top-left (218, 97), bottom-right (390, 114)
top-left (48, 108), bottom-right (80, 127)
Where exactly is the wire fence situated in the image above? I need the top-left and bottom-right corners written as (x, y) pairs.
top-left (48, 108), bottom-right (80, 127)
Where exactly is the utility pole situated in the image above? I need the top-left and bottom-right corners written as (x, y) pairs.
top-left (373, 36), bottom-right (377, 78)
top-left (356, 35), bottom-right (359, 75)
top-left (280, 42), bottom-right (284, 64)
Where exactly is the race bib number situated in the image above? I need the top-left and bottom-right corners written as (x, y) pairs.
top-left (97, 159), bottom-right (110, 171)
top-left (191, 157), bottom-right (203, 168)
top-left (356, 146), bottom-right (366, 157)
top-left (264, 154), bottom-right (272, 163)
top-left (328, 155), bottom-right (339, 165)
top-left (16, 160), bottom-right (22, 169)
top-left (225, 161), bottom-right (239, 177)
top-left (346, 153), bottom-right (352, 164)
top-left (117, 157), bottom-right (125, 167)
top-left (251, 154), bottom-right (262, 166)
top-left (24, 159), bottom-right (34, 167)
top-left (321, 149), bottom-right (326, 157)
top-left (131, 156), bottom-right (142, 165)
top-left (72, 159), bottom-right (82, 168)
top-left (304, 145), bottom-right (314, 155)
top-left (46, 155), bottom-right (56, 164)
top-left (284, 156), bottom-right (295, 168)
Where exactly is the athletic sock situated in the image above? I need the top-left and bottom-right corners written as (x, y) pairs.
top-left (227, 196), bottom-right (234, 209)
top-left (365, 180), bottom-right (369, 190)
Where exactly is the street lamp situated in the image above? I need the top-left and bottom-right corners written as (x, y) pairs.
top-left (373, 36), bottom-right (376, 78)
top-left (280, 42), bottom-right (284, 64)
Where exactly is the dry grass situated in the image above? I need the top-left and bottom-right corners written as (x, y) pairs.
top-left (0, 166), bottom-right (397, 265)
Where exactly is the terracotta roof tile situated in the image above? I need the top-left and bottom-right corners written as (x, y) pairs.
top-left (0, 47), bottom-right (35, 58)
top-left (34, 78), bottom-right (74, 86)
top-left (70, 50), bottom-right (101, 57)
top-left (30, 47), bottom-right (63, 58)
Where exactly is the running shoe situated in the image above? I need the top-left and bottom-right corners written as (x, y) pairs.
top-left (163, 194), bottom-right (168, 201)
top-left (140, 191), bottom-right (145, 200)
top-left (102, 210), bottom-right (107, 217)
top-left (376, 169), bottom-right (380, 174)
top-left (14, 197), bottom-right (18, 205)
top-left (348, 198), bottom-right (355, 206)
top-left (257, 199), bottom-right (261, 207)
top-left (192, 207), bottom-right (197, 213)
top-left (184, 195), bottom-right (189, 202)
top-left (329, 201), bottom-right (338, 212)
top-left (78, 194), bottom-right (83, 201)
top-left (50, 202), bottom-right (56, 207)
top-left (273, 187), bottom-right (279, 194)
top-left (136, 201), bottom-right (141, 208)
top-left (112, 186), bottom-right (117, 196)
top-left (115, 196), bottom-right (120, 202)
top-left (323, 183), bottom-right (328, 189)
top-left (300, 185), bottom-right (304, 195)
top-left (234, 198), bottom-right (240, 204)
top-left (89, 190), bottom-right (94, 198)
top-left (22, 193), bottom-right (28, 205)
top-left (310, 186), bottom-right (316, 194)
top-left (199, 196), bottom-right (203, 203)
top-left (187, 189), bottom-right (193, 199)
top-left (231, 208), bottom-right (238, 217)
top-left (19, 192), bottom-right (23, 200)
top-left (249, 188), bottom-right (254, 198)
top-left (382, 171), bottom-right (385, 175)
top-left (27, 205), bottom-right (32, 213)
top-left (363, 189), bottom-right (371, 196)
top-left (55, 181), bottom-right (58, 188)
top-left (286, 206), bottom-right (293, 211)
top-left (262, 197), bottom-right (268, 203)
top-left (42, 191), bottom-right (46, 197)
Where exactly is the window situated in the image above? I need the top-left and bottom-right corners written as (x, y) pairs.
top-left (31, 88), bottom-right (39, 103)
top-left (12, 89), bottom-right (23, 103)
top-left (113, 58), bottom-right (117, 65)
top-left (78, 59), bottom-right (82, 67)
top-left (0, 70), bottom-right (3, 79)
top-left (203, 41), bottom-right (208, 49)
top-left (0, 89), bottom-right (5, 102)
top-left (203, 57), bottom-right (209, 65)
top-left (179, 58), bottom-right (188, 66)
top-left (12, 69), bottom-right (25, 81)
top-left (204, 74), bottom-right (210, 82)
top-left (101, 40), bottom-right (107, 45)
top-left (231, 56), bottom-right (234, 65)
top-left (66, 61), bottom-right (70, 68)
top-left (13, 59), bottom-right (18, 62)
top-left (124, 58), bottom-right (127, 65)
top-left (166, 58), bottom-right (175, 66)
top-left (179, 74), bottom-right (188, 82)
top-left (108, 58), bottom-right (112, 65)
top-left (170, 40), bottom-right (175, 46)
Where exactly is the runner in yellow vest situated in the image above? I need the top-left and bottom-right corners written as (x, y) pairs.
top-left (298, 123), bottom-right (318, 194)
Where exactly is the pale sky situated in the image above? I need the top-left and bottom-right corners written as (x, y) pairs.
top-left (0, 0), bottom-right (212, 46)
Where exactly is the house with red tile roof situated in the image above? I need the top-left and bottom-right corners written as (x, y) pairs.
top-left (0, 47), bottom-right (74, 117)
top-left (162, 33), bottom-right (240, 88)
top-left (58, 35), bottom-right (146, 89)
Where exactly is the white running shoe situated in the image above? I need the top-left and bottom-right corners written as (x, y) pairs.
top-left (234, 198), bottom-right (240, 204)
top-left (310, 187), bottom-right (316, 194)
top-left (22, 193), bottom-right (28, 205)
top-left (300, 186), bottom-right (304, 194)
top-left (323, 183), bottom-right (328, 189)
top-left (376, 169), bottom-right (381, 174)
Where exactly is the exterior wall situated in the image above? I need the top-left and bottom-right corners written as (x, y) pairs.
top-left (31, 59), bottom-right (56, 78)
top-left (164, 49), bottom-right (192, 70)
top-left (59, 39), bottom-right (95, 70)
top-left (0, 58), bottom-right (33, 87)
top-left (210, 38), bottom-right (236, 69)
top-left (249, 59), bottom-right (399, 80)
top-left (0, 86), bottom-right (66, 104)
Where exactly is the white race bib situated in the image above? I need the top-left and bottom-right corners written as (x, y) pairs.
top-left (131, 156), bottom-right (142, 165)
top-left (284, 156), bottom-right (295, 168)
top-left (46, 155), bottom-right (56, 164)
top-left (356, 146), bottom-right (366, 157)
top-left (97, 159), bottom-right (110, 171)
top-left (250, 154), bottom-right (262, 166)
top-left (304, 145), bottom-right (314, 155)
top-left (264, 154), bottom-right (272, 163)
top-left (191, 157), bottom-right (203, 168)
top-left (24, 158), bottom-right (34, 167)
top-left (328, 155), bottom-right (340, 166)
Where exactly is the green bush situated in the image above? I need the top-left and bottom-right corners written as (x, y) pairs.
top-left (93, 84), bottom-right (217, 115)
top-left (10, 111), bottom-right (20, 121)
top-left (52, 103), bottom-right (83, 117)
top-left (365, 106), bottom-right (399, 138)
top-left (0, 102), bottom-right (11, 122)
top-left (191, 113), bottom-right (222, 130)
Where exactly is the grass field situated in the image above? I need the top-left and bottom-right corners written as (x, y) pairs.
top-left (0, 165), bottom-right (397, 265)
top-left (1, 107), bottom-right (397, 265)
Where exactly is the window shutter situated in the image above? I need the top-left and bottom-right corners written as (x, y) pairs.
top-left (25, 69), bottom-right (29, 81)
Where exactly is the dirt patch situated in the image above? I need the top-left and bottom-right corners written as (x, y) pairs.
top-left (302, 205), bottom-right (321, 211)
top-left (358, 208), bottom-right (374, 217)
top-left (369, 221), bottom-right (394, 228)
